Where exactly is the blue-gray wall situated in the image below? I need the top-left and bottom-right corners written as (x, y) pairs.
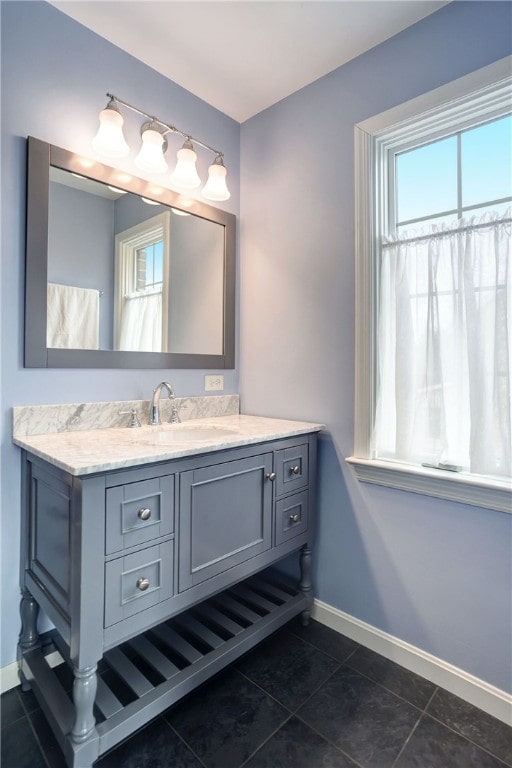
top-left (0, 0), bottom-right (240, 667)
top-left (240, 1), bottom-right (512, 693)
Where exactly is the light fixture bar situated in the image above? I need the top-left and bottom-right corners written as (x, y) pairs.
top-left (106, 93), bottom-right (223, 159)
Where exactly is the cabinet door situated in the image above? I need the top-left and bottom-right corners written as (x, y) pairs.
top-left (179, 453), bottom-right (273, 590)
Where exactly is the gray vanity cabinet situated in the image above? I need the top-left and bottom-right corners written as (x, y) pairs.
top-left (18, 433), bottom-right (317, 768)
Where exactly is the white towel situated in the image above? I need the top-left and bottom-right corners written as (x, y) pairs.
top-left (47, 283), bottom-right (99, 349)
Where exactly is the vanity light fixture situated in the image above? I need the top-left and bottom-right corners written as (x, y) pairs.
top-left (202, 155), bottom-right (230, 202)
top-left (169, 139), bottom-right (201, 189)
top-left (135, 122), bottom-right (169, 174)
top-left (92, 93), bottom-right (230, 201)
top-left (92, 97), bottom-right (130, 158)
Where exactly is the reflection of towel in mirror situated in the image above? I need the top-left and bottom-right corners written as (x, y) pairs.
top-left (47, 283), bottom-right (99, 349)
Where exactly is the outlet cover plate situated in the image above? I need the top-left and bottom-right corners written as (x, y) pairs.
top-left (205, 374), bottom-right (224, 391)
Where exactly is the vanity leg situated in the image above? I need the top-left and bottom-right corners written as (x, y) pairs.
top-left (299, 544), bottom-right (313, 626)
top-left (18, 589), bottom-right (40, 691)
top-left (71, 664), bottom-right (97, 744)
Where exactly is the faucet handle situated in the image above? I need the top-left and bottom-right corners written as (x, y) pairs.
top-left (169, 404), bottom-right (181, 424)
top-left (119, 409), bottom-right (141, 428)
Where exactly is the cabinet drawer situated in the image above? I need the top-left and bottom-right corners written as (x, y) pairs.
top-left (275, 491), bottom-right (308, 545)
top-left (275, 443), bottom-right (308, 497)
top-left (104, 540), bottom-right (174, 627)
top-left (105, 476), bottom-right (174, 555)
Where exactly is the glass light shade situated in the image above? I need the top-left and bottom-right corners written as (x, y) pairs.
top-left (169, 141), bottom-right (201, 189)
top-left (202, 158), bottom-right (230, 201)
top-left (135, 126), bottom-right (168, 174)
top-left (92, 107), bottom-right (129, 158)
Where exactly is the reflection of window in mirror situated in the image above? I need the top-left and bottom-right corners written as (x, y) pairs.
top-left (136, 242), bottom-right (163, 292)
top-left (114, 211), bottom-right (170, 352)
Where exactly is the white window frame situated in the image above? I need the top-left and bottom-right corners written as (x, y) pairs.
top-left (114, 211), bottom-right (171, 350)
top-left (348, 56), bottom-right (512, 514)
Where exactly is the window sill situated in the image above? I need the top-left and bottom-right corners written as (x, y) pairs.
top-left (346, 457), bottom-right (511, 514)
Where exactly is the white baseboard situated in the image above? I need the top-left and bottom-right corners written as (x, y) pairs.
top-left (1, 651), bottom-right (63, 695)
top-left (312, 599), bottom-right (512, 727)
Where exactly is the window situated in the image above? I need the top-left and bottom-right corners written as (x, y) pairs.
top-left (114, 211), bottom-right (170, 352)
top-left (394, 116), bottom-right (512, 231)
top-left (349, 57), bottom-right (512, 513)
top-left (136, 240), bottom-right (164, 293)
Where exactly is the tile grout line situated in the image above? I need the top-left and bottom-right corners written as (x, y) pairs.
top-left (422, 710), bottom-right (512, 767)
top-left (285, 624), bottom-right (362, 664)
top-left (237, 641), bottom-right (370, 768)
top-left (23, 708), bottom-right (55, 768)
top-left (294, 627), bottom-right (512, 766)
top-left (389, 711), bottom-right (424, 768)
top-left (422, 686), bottom-right (512, 766)
top-left (14, 685), bottom-right (60, 768)
top-left (233, 658), bottom-right (373, 765)
top-left (233, 663), bottom-right (368, 767)
top-left (389, 687), bottom-right (439, 768)
top-left (161, 714), bottom-right (210, 768)
top-left (238, 713), bottom-right (294, 768)
top-left (235, 633), bottom-right (436, 768)
top-left (291, 709), bottom-right (368, 768)
top-left (234, 631), bottom-right (346, 717)
top-left (284, 640), bottom-right (437, 768)
top-left (341, 661), bottom-right (432, 714)
top-left (0, 689), bottom-right (29, 732)
top-left (289, 624), bottom-right (440, 714)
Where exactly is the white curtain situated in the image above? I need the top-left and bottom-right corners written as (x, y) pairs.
top-left (373, 210), bottom-right (511, 479)
top-left (118, 290), bottom-right (163, 353)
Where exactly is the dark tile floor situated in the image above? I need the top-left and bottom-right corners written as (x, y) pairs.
top-left (2, 618), bottom-right (511, 768)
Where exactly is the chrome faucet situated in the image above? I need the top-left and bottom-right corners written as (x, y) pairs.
top-left (150, 381), bottom-right (181, 425)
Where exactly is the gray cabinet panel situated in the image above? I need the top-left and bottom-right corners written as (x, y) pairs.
top-left (179, 453), bottom-right (273, 590)
top-left (105, 476), bottom-right (174, 555)
top-left (29, 464), bottom-right (72, 615)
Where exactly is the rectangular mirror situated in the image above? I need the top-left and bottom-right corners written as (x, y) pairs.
top-left (25, 137), bottom-right (236, 369)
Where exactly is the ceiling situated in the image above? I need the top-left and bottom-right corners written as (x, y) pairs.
top-left (50, 1), bottom-right (449, 122)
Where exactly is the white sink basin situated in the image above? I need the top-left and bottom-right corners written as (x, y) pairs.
top-left (140, 425), bottom-right (239, 445)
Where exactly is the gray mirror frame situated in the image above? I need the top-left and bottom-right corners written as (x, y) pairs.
top-left (25, 136), bottom-right (236, 369)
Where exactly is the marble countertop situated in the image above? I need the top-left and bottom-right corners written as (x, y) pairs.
top-left (13, 414), bottom-right (324, 476)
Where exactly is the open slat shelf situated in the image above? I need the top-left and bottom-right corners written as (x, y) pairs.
top-left (20, 569), bottom-right (306, 766)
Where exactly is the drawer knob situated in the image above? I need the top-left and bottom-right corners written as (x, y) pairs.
top-left (266, 472), bottom-right (276, 481)
top-left (137, 507), bottom-right (152, 521)
top-left (290, 465), bottom-right (301, 475)
top-left (289, 513), bottom-right (300, 523)
top-left (136, 577), bottom-right (150, 591)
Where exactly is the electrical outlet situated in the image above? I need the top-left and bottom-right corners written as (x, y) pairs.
top-left (205, 374), bottom-right (224, 392)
